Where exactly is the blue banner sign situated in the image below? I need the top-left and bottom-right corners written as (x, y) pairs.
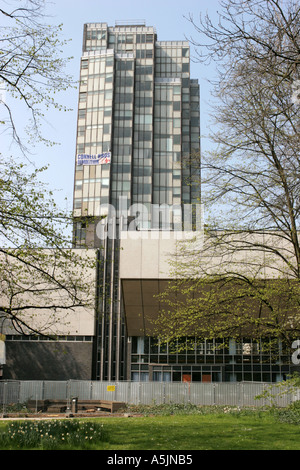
top-left (77, 152), bottom-right (111, 165)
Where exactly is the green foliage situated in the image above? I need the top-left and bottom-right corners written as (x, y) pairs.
top-left (2, 402), bottom-right (32, 414)
top-left (0, 0), bottom-right (75, 150)
top-left (0, 2), bottom-right (94, 337)
top-left (154, 0), bottom-right (300, 347)
top-left (255, 373), bottom-right (300, 407)
top-left (0, 158), bottom-right (97, 336)
top-left (273, 401), bottom-right (300, 425)
top-left (124, 402), bottom-right (265, 417)
top-left (154, 270), bottom-right (300, 344)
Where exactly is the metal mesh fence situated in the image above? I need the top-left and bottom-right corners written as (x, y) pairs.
top-left (0, 380), bottom-right (296, 409)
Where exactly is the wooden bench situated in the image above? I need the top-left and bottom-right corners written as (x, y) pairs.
top-left (27, 399), bottom-right (126, 413)
top-left (76, 399), bottom-right (125, 413)
top-left (27, 399), bottom-right (67, 413)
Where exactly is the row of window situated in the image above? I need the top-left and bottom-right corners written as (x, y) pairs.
top-left (83, 45), bottom-right (190, 65)
top-left (131, 354), bottom-right (290, 365)
top-left (130, 363), bottom-right (290, 383)
top-left (81, 56), bottom-right (114, 69)
top-left (5, 335), bottom-right (93, 342)
top-left (107, 33), bottom-right (154, 44)
top-left (75, 177), bottom-right (109, 189)
top-left (136, 49), bottom-right (153, 59)
top-left (131, 336), bottom-right (289, 356)
top-left (86, 30), bottom-right (106, 41)
top-left (78, 107), bottom-right (112, 120)
top-left (80, 72), bottom-right (114, 84)
top-left (85, 29), bottom-right (188, 54)
top-left (131, 371), bottom-right (287, 383)
top-left (156, 47), bottom-right (189, 58)
top-left (79, 89), bottom-right (191, 116)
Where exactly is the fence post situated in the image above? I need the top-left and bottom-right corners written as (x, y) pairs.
top-left (2, 382), bottom-right (7, 416)
top-left (127, 380), bottom-right (131, 404)
top-left (18, 381), bottom-right (21, 406)
top-left (240, 382), bottom-right (243, 407)
top-left (66, 380), bottom-right (70, 410)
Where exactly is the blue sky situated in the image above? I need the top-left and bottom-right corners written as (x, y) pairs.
top-left (3, 0), bottom-right (221, 213)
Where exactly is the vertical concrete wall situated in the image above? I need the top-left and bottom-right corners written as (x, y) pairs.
top-left (3, 341), bottom-right (94, 380)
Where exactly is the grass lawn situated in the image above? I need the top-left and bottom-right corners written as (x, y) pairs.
top-left (0, 412), bottom-right (299, 450)
top-left (96, 414), bottom-right (300, 450)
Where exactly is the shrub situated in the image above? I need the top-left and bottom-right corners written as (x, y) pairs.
top-left (124, 403), bottom-right (263, 417)
top-left (274, 401), bottom-right (300, 425)
top-left (3, 403), bottom-right (32, 414)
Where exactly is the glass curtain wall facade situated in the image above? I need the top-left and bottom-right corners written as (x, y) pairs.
top-left (130, 337), bottom-right (290, 382)
top-left (73, 22), bottom-right (201, 380)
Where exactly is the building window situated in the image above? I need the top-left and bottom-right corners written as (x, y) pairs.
top-left (78, 109), bottom-right (86, 119)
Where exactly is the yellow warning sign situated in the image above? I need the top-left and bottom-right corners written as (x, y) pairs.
top-left (107, 385), bottom-right (115, 392)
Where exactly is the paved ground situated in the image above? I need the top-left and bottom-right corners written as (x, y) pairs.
top-left (0, 411), bottom-right (138, 420)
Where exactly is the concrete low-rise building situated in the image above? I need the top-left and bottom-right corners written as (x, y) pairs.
top-left (0, 249), bottom-right (97, 380)
top-left (1, 232), bottom-right (299, 382)
top-left (120, 230), bottom-right (299, 382)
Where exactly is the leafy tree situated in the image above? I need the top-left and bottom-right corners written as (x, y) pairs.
top-left (0, 0), bottom-right (74, 151)
top-left (154, 0), bottom-right (300, 350)
top-left (255, 372), bottom-right (300, 407)
top-left (0, 1), bottom-right (96, 337)
top-left (0, 158), bottom-right (96, 336)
